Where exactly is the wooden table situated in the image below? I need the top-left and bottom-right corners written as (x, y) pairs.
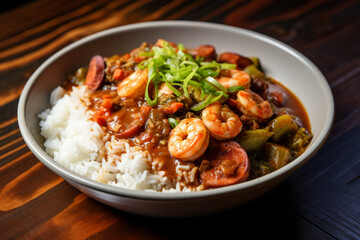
top-left (1, 0), bottom-right (359, 239)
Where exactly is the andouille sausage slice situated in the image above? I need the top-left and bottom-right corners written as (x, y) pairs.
top-left (115, 125), bottom-right (142, 139)
top-left (195, 45), bottom-right (216, 60)
top-left (114, 106), bottom-right (152, 139)
top-left (85, 55), bottom-right (105, 91)
top-left (218, 52), bottom-right (253, 69)
top-left (200, 141), bottom-right (250, 188)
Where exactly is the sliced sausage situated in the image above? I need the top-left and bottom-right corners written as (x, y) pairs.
top-left (114, 106), bottom-right (152, 139)
top-left (200, 141), bottom-right (250, 188)
top-left (268, 91), bottom-right (284, 107)
top-left (115, 125), bottom-right (142, 139)
top-left (218, 52), bottom-right (253, 69)
top-left (85, 55), bottom-right (105, 91)
top-left (195, 45), bottom-right (216, 60)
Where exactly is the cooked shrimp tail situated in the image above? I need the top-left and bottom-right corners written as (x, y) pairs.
top-left (236, 89), bottom-right (273, 121)
top-left (202, 102), bottom-right (242, 140)
top-left (168, 118), bottom-right (209, 161)
top-left (117, 69), bottom-right (148, 99)
top-left (217, 69), bottom-right (251, 90)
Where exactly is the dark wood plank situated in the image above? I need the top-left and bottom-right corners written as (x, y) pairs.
top-left (288, 125), bottom-right (360, 239)
top-left (88, 184), bottom-right (337, 240)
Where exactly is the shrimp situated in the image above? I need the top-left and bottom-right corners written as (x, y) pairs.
top-left (158, 83), bottom-right (174, 96)
top-left (217, 69), bottom-right (251, 90)
top-left (236, 89), bottom-right (273, 121)
top-left (202, 102), bottom-right (242, 140)
top-left (168, 118), bottom-right (209, 161)
top-left (117, 68), bottom-right (148, 99)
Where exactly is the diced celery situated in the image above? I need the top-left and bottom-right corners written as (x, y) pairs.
top-left (249, 57), bottom-right (260, 68)
top-left (244, 64), bottom-right (265, 79)
top-left (287, 128), bottom-right (313, 154)
top-left (237, 129), bottom-right (274, 152)
top-left (264, 142), bottom-right (291, 170)
top-left (268, 114), bottom-right (298, 142)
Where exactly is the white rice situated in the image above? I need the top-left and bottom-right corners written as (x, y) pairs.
top-left (38, 85), bottom-right (192, 192)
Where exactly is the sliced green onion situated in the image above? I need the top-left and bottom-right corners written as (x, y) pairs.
top-left (199, 62), bottom-right (220, 68)
top-left (200, 88), bottom-right (207, 100)
top-left (164, 82), bottom-right (182, 96)
top-left (198, 68), bottom-right (219, 78)
top-left (220, 63), bottom-right (236, 69)
top-left (137, 59), bottom-right (147, 69)
top-left (140, 40), bottom-right (237, 109)
top-left (182, 66), bottom-right (198, 97)
top-left (205, 76), bottom-right (228, 93)
top-left (202, 80), bottom-right (222, 95)
top-left (208, 91), bottom-right (226, 105)
top-left (188, 80), bottom-right (202, 88)
top-left (227, 86), bottom-right (245, 92)
top-left (155, 72), bottom-right (179, 97)
top-left (139, 51), bottom-right (154, 57)
top-left (170, 86), bottom-right (182, 97)
top-left (177, 43), bottom-right (185, 51)
top-left (145, 62), bottom-right (158, 106)
top-left (190, 95), bottom-right (212, 111)
top-left (168, 118), bottom-right (179, 128)
top-left (180, 60), bottom-right (198, 67)
top-left (190, 91), bottom-right (226, 111)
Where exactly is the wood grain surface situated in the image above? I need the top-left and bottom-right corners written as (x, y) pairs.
top-left (1, 0), bottom-right (359, 239)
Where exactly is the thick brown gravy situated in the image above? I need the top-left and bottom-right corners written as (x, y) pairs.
top-left (268, 78), bottom-right (311, 131)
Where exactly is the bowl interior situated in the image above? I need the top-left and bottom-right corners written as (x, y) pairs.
top-left (19, 21), bottom-right (334, 199)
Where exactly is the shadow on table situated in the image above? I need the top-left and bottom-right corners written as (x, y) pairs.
top-left (124, 183), bottom-right (300, 239)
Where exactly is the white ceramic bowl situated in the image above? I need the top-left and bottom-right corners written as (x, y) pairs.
top-left (18, 21), bottom-right (334, 217)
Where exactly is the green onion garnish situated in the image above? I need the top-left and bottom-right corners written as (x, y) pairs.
top-left (190, 91), bottom-right (226, 111)
top-left (205, 76), bottom-right (228, 93)
top-left (228, 86), bottom-right (245, 92)
top-left (139, 51), bottom-right (155, 57)
top-left (139, 40), bottom-right (236, 110)
top-left (168, 118), bottom-right (179, 128)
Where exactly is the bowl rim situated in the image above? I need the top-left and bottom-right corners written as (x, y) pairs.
top-left (18, 20), bottom-right (334, 201)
